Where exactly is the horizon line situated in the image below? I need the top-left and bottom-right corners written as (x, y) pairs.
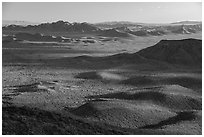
top-left (3, 19), bottom-right (202, 25)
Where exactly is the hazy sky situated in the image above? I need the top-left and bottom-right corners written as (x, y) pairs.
top-left (2, 2), bottom-right (202, 23)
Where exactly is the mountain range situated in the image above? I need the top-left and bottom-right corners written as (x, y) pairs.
top-left (2, 20), bottom-right (202, 37)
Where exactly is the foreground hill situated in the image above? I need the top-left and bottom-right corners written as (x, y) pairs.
top-left (3, 104), bottom-right (189, 135)
top-left (137, 39), bottom-right (202, 67)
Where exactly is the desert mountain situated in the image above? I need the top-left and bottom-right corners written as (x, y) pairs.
top-left (3, 20), bottom-right (100, 33)
top-left (95, 21), bottom-right (202, 36)
top-left (137, 39), bottom-right (202, 66)
top-left (115, 24), bottom-right (201, 36)
top-left (3, 20), bottom-right (202, 37)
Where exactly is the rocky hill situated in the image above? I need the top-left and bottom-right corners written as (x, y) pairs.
top-left (137, 39), bottom-right (202, 66)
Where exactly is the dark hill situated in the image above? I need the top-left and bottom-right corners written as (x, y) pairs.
top-left (137, 39), bottom-right (202, 67)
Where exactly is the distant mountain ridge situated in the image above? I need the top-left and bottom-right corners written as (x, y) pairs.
top-left (95, 21), bottom-right (202, 36)
top-left (171, 21), bottom-right (202, 25)
top-left (2, 20), bottom-right (202, 37)
top-left (94, 21), bottom-right (202, 28)
top-left (3, 20), bottom-right (100, 33)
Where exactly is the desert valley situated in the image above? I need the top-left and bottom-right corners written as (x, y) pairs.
top-left (2, 19), bottom-right (202, 135)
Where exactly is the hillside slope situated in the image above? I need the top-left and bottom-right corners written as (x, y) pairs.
top-left (137, 39), bottom-right (202, 67)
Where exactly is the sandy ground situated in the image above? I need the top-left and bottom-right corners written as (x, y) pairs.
top-left (2, 33), bottom-right (202, 135)
top-left (2, 65), bottom-right (202, 135)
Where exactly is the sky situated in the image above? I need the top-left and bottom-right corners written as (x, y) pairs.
top-left (2, 2), bottom-right (202, 23)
